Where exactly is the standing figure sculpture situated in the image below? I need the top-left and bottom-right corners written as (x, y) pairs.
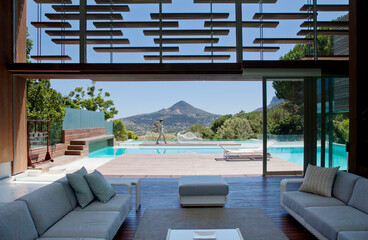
top-left (156, 119), bottom-right (167, 144)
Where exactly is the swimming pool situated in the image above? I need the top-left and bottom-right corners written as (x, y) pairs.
top-left (88, 144), bottom-right (347, 170)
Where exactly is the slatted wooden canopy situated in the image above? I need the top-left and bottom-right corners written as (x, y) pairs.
top-left (51, 38), bottom-right (130, 45)
top-left (52, 5), bottom-right (130, 12)
top-left (30, 0), bottom-right (349, 63)
top-left (300, 4), bottom-right (349, 12)
top-left (46, 30), bottom-right (124, 36)
top-left (143, 30), bottom-right (229, 36)
top-left (204, 21), bottom-right (279, 28)
top-left (93, 21), bottom-right (179, 28)
top-left (204, 46), bottom-right (280, 52)
top-left (94, 47), bottom-right (179, 53)
top-left (144, 55), bottom-right (231, 61)
top-left (151, 13), bottom-right (229, 20)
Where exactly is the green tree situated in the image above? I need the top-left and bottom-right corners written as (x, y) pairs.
top-left (113, 120), bottom-right (127, 141)
top-left (217, 117), bottom-right (253, 139)
top-left (210, 114), bottom-right (232, 133)
top-left (67, 81), bottom-right (118, 120)
top-left (153, 121), bottom-right (160, 133)
top-left (127, 131), bottom-right (139, 140)
top-left (188, 123), bottom-right (214, 139)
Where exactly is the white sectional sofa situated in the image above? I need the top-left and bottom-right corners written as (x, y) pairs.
top-left (281, 171), bottom-right (368, 240)
top-left (0, 177), bottom-right (132, 240)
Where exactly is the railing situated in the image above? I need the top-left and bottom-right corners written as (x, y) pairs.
top-left (27, 120), bottom-right (54, 167)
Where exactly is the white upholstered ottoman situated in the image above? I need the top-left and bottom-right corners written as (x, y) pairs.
top-left (178, 176), bottom-right (229, 207)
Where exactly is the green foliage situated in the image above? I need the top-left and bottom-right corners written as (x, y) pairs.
top-left (210, 114), bottom-right (232, 133)
top-left (67, 81), bottom-right (118, 120)
top-left (236, 111), bottom-right (262, 135)
top-left (333, 114), bottom-right (349, 144)
top-left (26, 28), bottom-right (33, 63)
top-left (280, 29), bottom-right (334, 61)
top-left (113, 120), bottom-right (127, 141)
top-left (127, 131), bottom-right (139, 140)
top-left (27, 79), bottom-right (66, 122)
top-left (188, 123), bottom-right (214, 139)
top-left (217, 117), bottom-right (253, 139)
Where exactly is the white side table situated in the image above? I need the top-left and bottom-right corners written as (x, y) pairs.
top-left (106, 177), bottom-right (141, 211)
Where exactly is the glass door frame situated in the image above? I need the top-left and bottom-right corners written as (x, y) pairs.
top-left (262, 77), bottom-right (318, 176)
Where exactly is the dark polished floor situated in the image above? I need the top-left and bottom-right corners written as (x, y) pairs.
top-left (113, 177), bottom-right (317, 240)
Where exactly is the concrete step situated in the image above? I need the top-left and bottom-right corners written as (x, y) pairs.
top-left (68, 145), bottom-right (84, 150)
top-left (65, 150), bottom-right (82, 155)
top-left (70, 140), bottom-right (86, 145)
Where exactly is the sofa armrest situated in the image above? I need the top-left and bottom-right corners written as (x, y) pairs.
top-left (280, 178), bottom-right (304, 206)
top-left (111, 182), bottom-right (132, 195)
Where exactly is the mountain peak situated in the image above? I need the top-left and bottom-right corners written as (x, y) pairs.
top-left (121, 100), bottom-right (221, 135)
top-left (170, 100), bottom-right (193, 109)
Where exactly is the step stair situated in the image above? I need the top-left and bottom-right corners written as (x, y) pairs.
top-left (67, 145), bottom-right (84, 150)
top-left (65, 150), bottom-right (83, 155)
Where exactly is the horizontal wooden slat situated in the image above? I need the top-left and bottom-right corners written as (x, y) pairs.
top-left (194, 0), bottom-right (277, 3)
top-left (95, 0), bottom-right (172, 3)
top-left (46, 13), bottom-right (123, 20)
top-left (301, 55), bottom-right (349, 60)
top-left (94, 47), bottom-right (179, 52)
top-left (31, 55), bottom-right (72, 60)
top-left (253, 38), bottom-right (313, 44)
top-left (94, 21), bottom-right (179, 28)
top-left (297, 29), bottom-right (349, 36)
top-left (253, 13), bottom-right (313, 20)
top-left (31, 22), bottom-right (72, 28)
top-left (144, 29), bottom-right (229, 36)
top-left (151, 13), bottom-right (229, 20)
top-left (52, 38), bottom-right (130, 45)
top-left (46, 30), bottom-right (123, 36)
top-left (300, 21), bottom-right (349, 28)
top-left (34, 0), bottom-right (72, 4)
top-left (154, 38), bottom-right (219, 44)
top-left (204, 21), bottom-right (279, 28)
top-left (205, 46), bottom-right (279, 52)
top-left (300, 4), bottom-right (349, 12)
top-left (52, 5), bottom-right (130, 12)
top-left (144, 55), bottom-right (230, 60)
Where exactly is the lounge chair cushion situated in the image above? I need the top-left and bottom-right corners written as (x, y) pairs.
top-left (299, 164), bottom-right (339, 197)
top-left (41, 210), bottom-right (121, 240)
top-left (179, 176), bottom-right (229, 196)
top-left (332, 171), bottom-right (360, 204)
top-left (17, 182), bottom-right (74, 235)
top-left (66, 167), bottom-right (95, 208)
top-left (338, 231), bottom-right (368, 240)
top-left (0, 201), bottom-right (38, 240)
top-left (74, 194), bottom-right (131, 219)
top-left (304, 206), bottom-right (368, 240)
top-left (84, 170), bottom-right (116, 203)
top-left (348, 178), bottom-right (368, 214)
top-left (282, 191), bottom-right (345, 217)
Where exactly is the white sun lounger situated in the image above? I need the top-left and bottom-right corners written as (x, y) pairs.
top-left (219, 144), bottom-right (272, 161)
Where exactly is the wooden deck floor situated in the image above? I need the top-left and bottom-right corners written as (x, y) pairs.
top-left (97, 153), bottom-right (303, 177)
top-left (113, 177), bottom-right (317, 240)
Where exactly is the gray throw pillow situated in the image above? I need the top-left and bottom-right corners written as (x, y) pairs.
top-left (299, 164), bottom-right (340, 197)
top-left (66, 167), bottom-right (94, 208)
top-left (84, 170), bottom-right (116, 203)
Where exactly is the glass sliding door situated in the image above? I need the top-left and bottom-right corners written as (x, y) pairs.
top-left (263, 78), bottom-right (304, 175)
top-left (317, 77), bottom-right (349, 170)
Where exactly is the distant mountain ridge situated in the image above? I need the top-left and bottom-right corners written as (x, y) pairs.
top-left (120, 101), bottom-right (221, 135)
top-left (253, 96), bottom-right (284, 112)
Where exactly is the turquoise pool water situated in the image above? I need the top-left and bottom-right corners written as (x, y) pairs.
top-left (89, 144), bottom-right (347, 170)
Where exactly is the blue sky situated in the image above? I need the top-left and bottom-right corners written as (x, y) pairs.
top-left (27, 0), bottom-right (347, 118)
